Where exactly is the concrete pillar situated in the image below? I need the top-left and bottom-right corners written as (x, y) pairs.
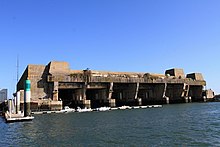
top-left (134, 83), bottom-right (142, 105)
top-left (24, 79), bottom-right (31, 117)
top-left (53, 82), bottom-right (59, 101)
top-left (13, 96), bottom-right (17, 113)
top-left (119, 92), bottom-right (123, 100)
top-left (164, 96), bottom-right (169, 104)
top-left (82, 83), bottom-right (91, 108)
top-left (75, 89), bottom-right (83, 101)
top-left (162, 83), bottom-right (169, 104)
top-left (83, 99), bottom-right (91, 108)
top-left (188, 96), bottom-right (192, 103)
top-left (108, 82), bottom-right (115, 107)
top-left (134, 83), bottom-right (139, 99)
top-left (137, 98), bottom-right (142, 106)
top-left (8, 99), bottom-right (13, 116)
top-left (82, 83), bottom-right (87, 101)
top-left (182, 83), bottom-right (189, 98)
top-left (162, 83), bottom-right (167, 98)
top-left (184, 97), bottom-right (189, 103)
top-left (146, 92), bottom-right (149, 99)
top-left (182, 84), bottom-right (189, 103)
top-left (109, 99), bottom-right (116, 107)
top-left (185, 84), bottom-right (189, 96)
top-left (108, 82), bottom-right (113, 100)
top-left (16, 91), bottom-right (20, 113)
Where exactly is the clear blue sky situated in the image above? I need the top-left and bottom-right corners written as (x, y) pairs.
top-left (0, 0), bottom-right (220, 97)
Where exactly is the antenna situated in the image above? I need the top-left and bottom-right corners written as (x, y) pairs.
top-left (16, 55), bottom-right (19, 82)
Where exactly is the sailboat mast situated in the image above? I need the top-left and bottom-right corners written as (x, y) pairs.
top-left (16, 55), bottom-right (19, 84)
top-left (15, 55), bottom-right (20, 114)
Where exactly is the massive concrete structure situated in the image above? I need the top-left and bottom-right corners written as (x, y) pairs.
top-left (17, 61), bottom-right (206, 111)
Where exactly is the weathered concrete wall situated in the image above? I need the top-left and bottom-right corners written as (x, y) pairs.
top-left (48, 61), bottom-right (70, 75)
top-left (17, 63), bottom-right (63, 110)
top-left (17, 65), bottom-right (47, 101)
top-left (138, 83), bottom-right (165, 105)
top-left (112, 83), bottom-right (138, 106)
top-left (203, 89), bottom-right (214, 99)
top-left (86, 88), bottom-right (108, 108)
top-left (28, 65), bottom-right (48, 101)
top-left (166, 84), bottom-right (185, 103)
top-left (187, 73), bottom-right (204, 81)
top-left (188, 85), bottom-right (204, 102)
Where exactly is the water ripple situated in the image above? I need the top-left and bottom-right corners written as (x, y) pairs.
top-left (1, 103), bottom-right (220, 146)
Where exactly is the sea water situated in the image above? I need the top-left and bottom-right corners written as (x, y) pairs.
top-left (1, 102), bottom-right (220, 146)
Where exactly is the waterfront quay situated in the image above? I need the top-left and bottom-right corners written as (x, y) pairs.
top-left (16, 61), bottom-right (209, 111)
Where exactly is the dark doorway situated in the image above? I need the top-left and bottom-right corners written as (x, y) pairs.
top-left (86, 89), bottom-right (107, 108)
top-left (58, 89), bottom-right (75, 108)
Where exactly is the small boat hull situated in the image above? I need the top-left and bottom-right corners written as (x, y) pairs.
top-left (96, 107), bottom-right (111, 111)
top-left (5, 116), bottom-right (34, 123)
top-left (4, 111), bottom-right (34, 123)
top-left (76, 107), bottom-right (92, 112)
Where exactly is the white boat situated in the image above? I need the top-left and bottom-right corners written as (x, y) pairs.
top-left (60, 106), bottom-right (75, 113)
top-left (132, 106), bottom-right (140, 109)
top-left (96, 107), bottom-right (111, 111)
top-left (76, 107), bottom-right (92, 112)
top-left (118, 105), bottom-right (132, 110)
top-left (140, 106), bottom-right (148, 109)
top-left (152, 105), bottom-right (162, 108)
top-left (110, 107), bottom-right (118, 110)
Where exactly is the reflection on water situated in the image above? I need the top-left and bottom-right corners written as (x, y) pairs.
top-left (1, 102), bottom-right (220, 146)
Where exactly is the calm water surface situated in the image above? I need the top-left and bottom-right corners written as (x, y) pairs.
top-left (1, 102), bottom-right (220, 146)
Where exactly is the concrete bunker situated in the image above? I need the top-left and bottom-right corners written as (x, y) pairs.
top-left (16, 61), bottom-right (207, 110)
